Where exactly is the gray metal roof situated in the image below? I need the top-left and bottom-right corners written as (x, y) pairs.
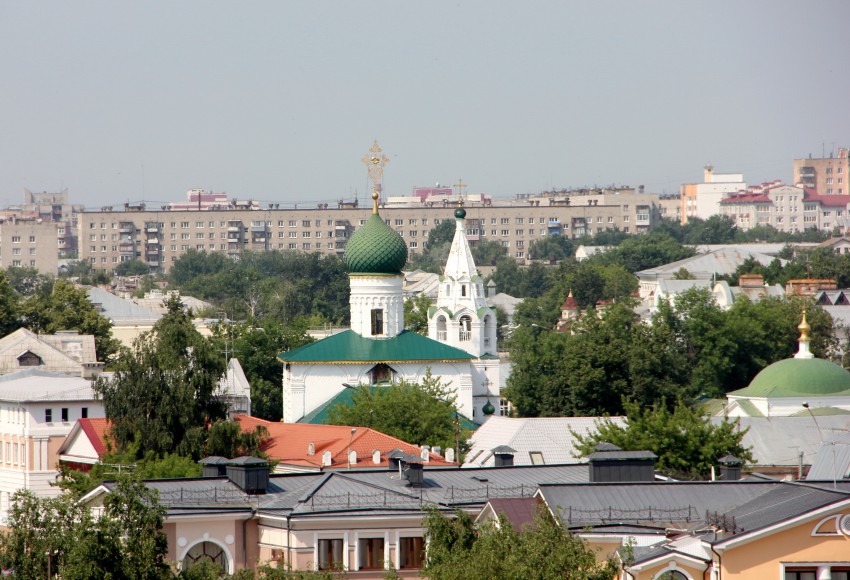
top-left (86, 286), bottom-right (161, 324)
top-left (0, 368), bottom-right (98, 402)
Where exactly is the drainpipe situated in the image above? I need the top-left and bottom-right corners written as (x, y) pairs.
top-left (711, 541), bottom-right (722, 580)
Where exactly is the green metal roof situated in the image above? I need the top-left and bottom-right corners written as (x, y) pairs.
top-left (728, 358), bottom-right (850, 399)
top-left (343, 212), bottom-right (408, 275)
top-left (278, 329), bottom-right (475, 364)
top-left (788, 406), bottom-right (850, 417)
top-left (299, 384), bottom-right (478, 430)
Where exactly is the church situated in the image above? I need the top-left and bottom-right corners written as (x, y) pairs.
top-left (279, 190), bottom-right (502, 425)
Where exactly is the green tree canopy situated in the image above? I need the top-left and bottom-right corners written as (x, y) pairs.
top-left (20, 278), bottom-right (120, 362)
top-left (423, 507), bottom-right (618, 580)
top-left (528, 234), bottom-right (574, 262)
top-left (114, 259), bottom-right (152, 277)
top-left (574, 398), bottom-right (753, 479)
top-left (94, 295), bottom-right (227, 459)
top-left (470, 238), bottom-right (507, 266)
top-left (326, 370), bottom-right (467, 452)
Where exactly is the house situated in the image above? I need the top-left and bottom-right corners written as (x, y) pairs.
top-left (0, 369), bottom-right (105, 523)
top-left (279, 194), bottom-right (501, 425)
top-left (0, 328), bottom-right (102, 377)
top-left (462, 416), bottom-right (627, 468)
top-left (534, 476), bottom-right (850, 579)
top-left (81, 462), bottom-right (590, 576)
top-left (711, 274), bottom-right (784, 310)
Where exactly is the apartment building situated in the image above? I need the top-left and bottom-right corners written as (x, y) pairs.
top-left (1, 188), bottom-right (82, 259)
top-left (680, 165), bottom-right (747, 223)
top-left (719, 182), bottom-right (850, 233)
top-left (79, 187), bottom-right (666, 273)
top-left (794, 147), bottom-right (850, 195)
top-left (0, 218), bottom-right (61, 274)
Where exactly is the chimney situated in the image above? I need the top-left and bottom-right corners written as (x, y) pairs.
top-left (198, 456), bottom-right (229, 478)
top-left (420, 446), bottom-right (430, 463)
top-left (224, 456), bottom-right (269, 494)
top-left (718, 455), bottom-right (743, 481)
top-left (587, 443), bottom-right (657, 483)
top-left (387, 448), bottom-right (406, 471)
top-left (403, 457), bottom-right (425, 486)
top-left (739, 274), bottom-right (765, 288)
top-left (491, 445), bottom-right (516, 467)
top-left (445, 448), bottom-right (455, 463)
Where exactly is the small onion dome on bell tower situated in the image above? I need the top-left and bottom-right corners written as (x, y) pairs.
top-left (482, 399), bottom-right (496, 416)
top-left (795, 309), bottom-right (814, 360)
top-left (454, 207), bottom-right (467, 219)
top-left (343, 191), bottom-right (408, 275)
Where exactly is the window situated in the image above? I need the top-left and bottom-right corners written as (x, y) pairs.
top-left (501, 218), bottom-right (509, 224)
top-left (301, 220), bottom-right (310, 227)
top-left (11, 236), bottom-right (20, 243)
top-left (45, 408), bottom-right (53, 423)
top-left (515, 217), bottom-right (523, 224)
top-left (29, 235), bottom-right (36, 243)
top-left (81, 407), bottom-right (88, 419)
top-left (529, 451), bottom-right (545, 465)
top-left (459, 315), bottom-right (472, 341)
top-left (183, 542), bottom-right (227, 571)
top-left (289, 220), bottom-right (297, 227)
top-left (371, 309), bottom-right (384, 336)
top-left (399, 537), bottom-right (424, 569)
top-left (180, 221), bottom-right (189, 228)
top-left (59, 407), bottom-right (69, 422)
top-left (409, 241), bottom-right (418, 249)
top-left (784, 570), bottom-right (817, 580)
top-left (318, 539), bottom-right (343, 570)
top-left (358, 538), bottom-right (384, 570)
top-left (657, 572), bottom-right (688, 580)
top-left (302, 243), bottom-right (311, 250)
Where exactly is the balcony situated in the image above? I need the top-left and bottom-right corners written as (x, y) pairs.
top-left (437, 331), bottom-right (447, 341)
top-left (459, 330), bottom-right (471, 341)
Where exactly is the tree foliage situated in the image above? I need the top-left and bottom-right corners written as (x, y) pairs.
top-left (507, 288), bottom-right (836, 417)
top-left (115, 259), bottom-right (153, 276)
top-left (574, 399), bottom-right (753, 479)
top-left (94, 295), bottom-right (227, 459)
top-left (423, 507), bottom-right (618, 580)
top-left (528, 234), bottom-right (574, 262)
top-left (0, 476), bottom-right (169, 579)
top-left (20, 278), bottom-right (120, 362)
top-left (403, 294), bottom-right (431, 335)
top-left (326, 370), bottom-right (466, 451)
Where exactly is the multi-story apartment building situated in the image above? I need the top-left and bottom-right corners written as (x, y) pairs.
top-left (793, 148), bottom-right (849, 195)
top-left (79, 187), bottom-right (667, 273)
top-left (1, 188), bottom-right (82, 258)
top-left (680, 165), bottom-right (747, 224)
top-left (719, 182), bottom-right (850, 233)
top-left (0, 218), bottom-right (60, 274)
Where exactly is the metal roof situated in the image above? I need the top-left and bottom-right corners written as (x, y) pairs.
top-left (278, 329), bottom-right (475, 364)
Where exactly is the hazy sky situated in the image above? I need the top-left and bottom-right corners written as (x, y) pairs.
top-left (1, 1), bottom-right (848, 209)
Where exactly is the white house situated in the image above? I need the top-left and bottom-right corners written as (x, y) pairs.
top-left (279, 194), bottom-right (501, 425)
top-left (0, 368), bottom-right (105, 523)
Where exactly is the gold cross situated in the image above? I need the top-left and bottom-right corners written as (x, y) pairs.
top-left (454, 178), bottom-right (466, 205)
top-left (362, 140), bottom-right (389, 200)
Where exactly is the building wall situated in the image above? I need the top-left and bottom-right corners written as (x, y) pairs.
top-left (718, 510), bottom-right (850, 579)
top-left (79, 190), bottom-right (666, 273)
top-left (794, 148), bottom-right (850, 195)
top-left (0, 220), bottom-right (60, 274)
top-left (680, 166), bottom-right (746, 224)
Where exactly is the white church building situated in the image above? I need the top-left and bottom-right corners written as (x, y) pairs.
top-left (279, 192), bottom-right (501, 425)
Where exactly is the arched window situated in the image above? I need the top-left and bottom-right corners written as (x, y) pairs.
top-left (183, 541), bottom-right (228, 571)
top-left (459, 315), bottom-right (472, 341)
top-left (370, 364), bottom-right (393, 384)
top-left (656, 570), bottom-right (688, 580)
top-left (482, 314), bottom-right (494, 349)
top-left (436, 316), bottom-right (447, 341)
top-left (370, 308), bottom-right (384, 336)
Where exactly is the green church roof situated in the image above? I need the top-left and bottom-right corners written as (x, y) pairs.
top-left (728, 357), bottom-right (850, 399)
top-left (343, 210), bottom-right (408, 275)
top-left (278, 329), bottom-right (475, 364)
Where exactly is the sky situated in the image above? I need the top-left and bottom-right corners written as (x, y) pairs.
top-left (1, 1), bottom-right (848, 209)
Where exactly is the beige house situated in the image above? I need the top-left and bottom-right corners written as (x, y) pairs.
top-left (0, 328), bottom-right (102, 377)
top-left (0, 218), bottom-right (60, 275)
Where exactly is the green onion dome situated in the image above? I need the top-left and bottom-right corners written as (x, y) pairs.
top-left (482, 399), bottom-right (496, 415)
top-left (344, 193), bottom-right (408, 275)
top-left (454, 207), bottom-right (466, 219)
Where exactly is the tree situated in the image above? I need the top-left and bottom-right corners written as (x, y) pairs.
top-left (326, 370), bottom-right (465, 451)
top-left (423, 507), bottom-right (618, 580)
top-left (403, 294), bottom-right (431, 335)
top-left (210, 319), bottom-right (313, 421)
top-left (4, 265), bottom-right (53, 297)
top-left (574, 398), bottom-right (753, 479)
top-left (470, 239), bottom-right (507, 266)
top-left (0, 475), bottom-right (170, 579)
top-left (206, 419), bottom-right (269, 459)
top-left (20, 278), bottom-right (120, 362)
top-left (94, 295), bottom-right (227, 459)
top-left (528, 235), bottom-right (574, 262)
top-left (0, 270), bottom-right (22, 337)
top-left (115, 259), bottom-right (152, 276)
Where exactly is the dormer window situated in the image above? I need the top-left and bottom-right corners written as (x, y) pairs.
top-left (370, 309), bottom-right (384, 336)
top-left (17, 351), bottom-right (43, 367)
top-left (370, 364), bottom-right (393, 384)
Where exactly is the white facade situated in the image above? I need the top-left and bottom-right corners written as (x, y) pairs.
top-left (349, 275), bottom-right (405, 339)
top-left (681, 166), bottom-right (746, 223)
top-left (0, 369), bottom-right (105, 524)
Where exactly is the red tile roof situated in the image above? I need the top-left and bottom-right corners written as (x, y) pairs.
top-left (78, 418), bottom-right (113, 458)
top-left (561, 291), bottom-right (577, 310)
top-left (234, 415), bottom-right (457, 469)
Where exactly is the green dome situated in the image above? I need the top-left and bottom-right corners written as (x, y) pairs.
top-left (736, 358), bottom-right (850, 398)
top-left (482, 399), bottom-right (496, 415)
top-left (454, 207), bottom-right (466, 219)
top-left (344, 212), bottom-right (408, 274)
